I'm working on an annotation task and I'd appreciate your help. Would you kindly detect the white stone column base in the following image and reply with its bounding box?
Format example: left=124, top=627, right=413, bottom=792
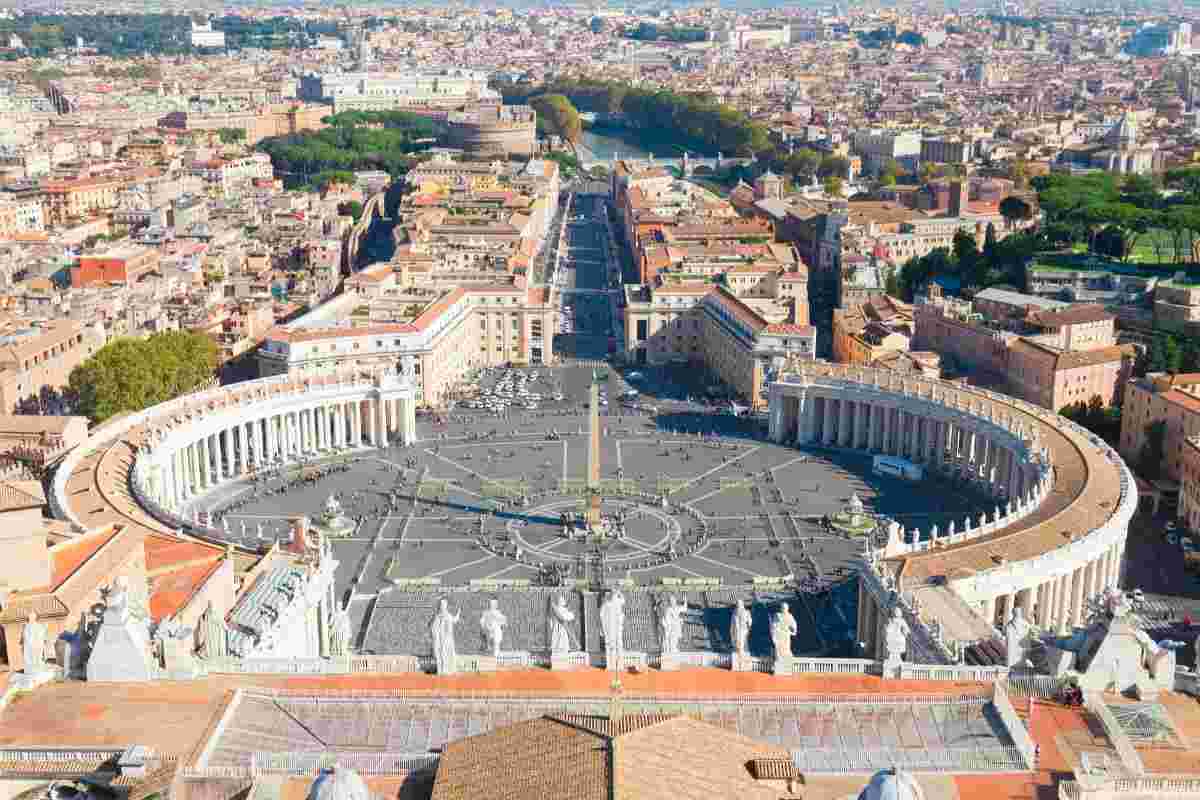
left=771, top=656, right=795, bottom=676
left=731, top=653, right=756, bottom=672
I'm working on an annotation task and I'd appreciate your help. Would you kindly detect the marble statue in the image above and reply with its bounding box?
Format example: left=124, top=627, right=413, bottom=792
left=731, top=598, right=753, bottom=656
left=199, top=601, right=228, bottom=659
left=883, top=606, right=910, bottom=668
left=600, top=589, right=626, bottom=670
left=659, top=595, right=685, bottom=656
left=431, top=598, right=460, bottom=675
left=771, top=603, right=798, bottom=661
left=86, top=576, right=153, bottom=682
left=329, top=607, right=352, bottom=657
left=480, top=598, right=507, bottom=659
left=548, top=595, right=575, bottom=655
left=1004, top=607, right=1033, bottom=668
left=22, top=609, right=48, bottom=674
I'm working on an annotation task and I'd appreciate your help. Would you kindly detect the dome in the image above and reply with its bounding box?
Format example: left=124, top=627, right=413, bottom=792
left=858, top=769, right=925, bottom=800
left=308, top=767, right=371, bottom=800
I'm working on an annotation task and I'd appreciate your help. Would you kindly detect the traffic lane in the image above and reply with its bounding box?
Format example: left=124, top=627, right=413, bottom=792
left=1123, top=510, right=1200, bottom=598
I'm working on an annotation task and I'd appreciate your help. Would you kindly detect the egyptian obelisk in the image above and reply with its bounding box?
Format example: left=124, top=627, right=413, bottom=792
left=585, top=368, right=603, bottom=528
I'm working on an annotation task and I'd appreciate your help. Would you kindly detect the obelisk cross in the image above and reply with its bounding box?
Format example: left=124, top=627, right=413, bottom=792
left=585, top=368, right=603, bottom=526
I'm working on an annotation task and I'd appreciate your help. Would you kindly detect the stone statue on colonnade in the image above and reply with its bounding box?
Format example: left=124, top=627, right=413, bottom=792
left=771, top=602, right=798, bottom=661
left=431, top=598, right=460, bottom=675
left=731, top=598, right=753, bottom=656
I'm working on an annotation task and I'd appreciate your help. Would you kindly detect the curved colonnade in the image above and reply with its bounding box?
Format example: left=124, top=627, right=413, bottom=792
left=49, top=358, right=1137, bottom=667
left=769, top=363, right=1137, bottom=644
left=51, top=368, right=417, bottom=539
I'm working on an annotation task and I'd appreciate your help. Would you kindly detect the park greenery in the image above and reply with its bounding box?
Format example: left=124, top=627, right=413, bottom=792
left=887, top=226, right=1037, bottom=301
left=1059, top=396, right=1122, bottom=446
left=857, top=27, right=925, bottom=48
left=255, top=110, right=437, bottom=189
left=0, top=13, right=352, bottom=57
left=496, top=77, right=772, bottom=157
left=621, top=22, right=708, bottom=42
left=529, top=94, right=582, bottom=146
left=1033, top=170, right=1200, bottom=263
left=68, top=331, right=218, bottom=424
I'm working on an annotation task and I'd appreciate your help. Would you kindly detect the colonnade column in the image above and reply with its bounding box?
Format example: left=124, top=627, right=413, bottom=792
left=1070, top=566, right=1086, bottom=628
left=838, top=399, right=852, bottom=447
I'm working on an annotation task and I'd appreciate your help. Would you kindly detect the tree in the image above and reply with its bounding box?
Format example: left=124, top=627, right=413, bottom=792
left=823, top=175, right=844, bottom=197
left=529, top=93, right=582, bottom=146
left=879, top=159, right=900, bottom=187
left=217, top=127, right=246, bottom=145
left=998, top=195, right=1033, bottom=230
left=68, top=331, right=218, bottom=424
left=984, top=222, right=998, bottom=258
left=1010, top=157, right=1029, bottom=190
left=1060, top=395, right=1122, bottom=445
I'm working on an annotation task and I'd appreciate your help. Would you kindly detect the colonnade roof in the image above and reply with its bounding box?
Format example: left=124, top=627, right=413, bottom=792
left=788, top=365, right=1122, bottom=585
left=897, top=394, right=1117, bottom=583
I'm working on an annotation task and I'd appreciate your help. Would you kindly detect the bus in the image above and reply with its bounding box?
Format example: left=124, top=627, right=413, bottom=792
left=872, top=455, right=924, bottom=482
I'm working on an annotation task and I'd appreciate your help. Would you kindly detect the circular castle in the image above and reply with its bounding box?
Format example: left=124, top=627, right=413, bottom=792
left=48, top=360, right=1136, bottom=669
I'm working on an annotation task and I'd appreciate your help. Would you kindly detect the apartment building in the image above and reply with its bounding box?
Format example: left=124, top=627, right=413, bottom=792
left=831, top=295, right=916, bottom=367
left=72, top=245, right=161, bottom=288
left=623, top=282, right=816, bottom=408
left=256, top=280, right=556, bottom=406
left=1121, top=373, right=1200, bottom=484
left=0, top=318, right=104, bottom=412
left=914, top=288, right=1135, bottom=409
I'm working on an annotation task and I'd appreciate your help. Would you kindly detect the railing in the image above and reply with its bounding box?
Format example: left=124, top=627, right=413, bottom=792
left=1006, top=673, right=1060, bottom=699
left=900, top=664, right=1010, bottom=682
left=242, top=686, right=996, bottom=705
left=1060, top=777, right=1200, bottom=799
left=785, top=657, right=875, bottom=675
left=992, top=681, right=1037, bottom=770
left=250, top=751, right=437, bottom=776
left=790, top=745, right=1027, bottom=774
left=1085, top=692, right=1146, bottom=776
left=1058, top=780, right=1082, bottom=800
left=206, top=656, right=352, bottom=675
left=0, top=748, right=127, bottom=762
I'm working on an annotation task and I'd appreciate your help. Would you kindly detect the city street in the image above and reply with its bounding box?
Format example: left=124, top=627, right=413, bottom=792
left=554, top=193, right=618, bottom=362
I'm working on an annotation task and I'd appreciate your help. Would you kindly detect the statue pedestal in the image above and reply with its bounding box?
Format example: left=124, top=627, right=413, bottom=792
left=771, top=656, right=795, bottom=676
left=550, top=651, right=587, bottom=671
left=456, top=651, right=531, bottom=672
left=312, top=516, right=355, bottom=539
left=9, top=666, right=59, bottom=692
left=880, top=656, right=903, bottom=679
left=87, top=610, right=152, bottom=683
left=731, top=653, right=755, bottom=672
left=163, top=637, right=205, bottom=680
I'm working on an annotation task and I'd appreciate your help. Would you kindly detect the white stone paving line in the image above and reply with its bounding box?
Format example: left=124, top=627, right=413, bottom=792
left=666, top=443, right=762, bottom=498
left=423, top=553, right=498, bottom=579
left=688, top=552, right=766, bottom=579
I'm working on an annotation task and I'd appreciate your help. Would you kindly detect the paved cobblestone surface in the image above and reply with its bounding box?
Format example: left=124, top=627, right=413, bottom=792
left=191, top=365, right=992, bottom=659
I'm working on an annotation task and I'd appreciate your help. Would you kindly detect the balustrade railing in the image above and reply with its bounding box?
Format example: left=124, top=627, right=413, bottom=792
left=992, top=681, right=1037, bottom=770
left=250, top=751, right=437, bottom=776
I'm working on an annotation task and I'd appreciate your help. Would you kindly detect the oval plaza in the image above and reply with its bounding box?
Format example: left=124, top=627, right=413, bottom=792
left=44, top=348, right=1136, bottom=675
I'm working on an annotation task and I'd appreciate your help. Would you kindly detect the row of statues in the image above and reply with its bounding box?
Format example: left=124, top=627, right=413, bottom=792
left=426, top=593, right=803, bottom=674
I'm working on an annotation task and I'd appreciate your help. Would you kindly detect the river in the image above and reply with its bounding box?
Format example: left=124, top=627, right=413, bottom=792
left=577, top=127, right=709, bottom=163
